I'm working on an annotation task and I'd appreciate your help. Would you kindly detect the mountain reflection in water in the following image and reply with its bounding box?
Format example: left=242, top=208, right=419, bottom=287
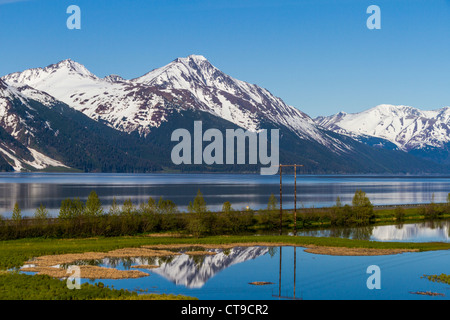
left=99, top=246, right=270, bottom=288
left=76, top=245, right=449, bottom=300
left=296, top=220, right=450, bottom=242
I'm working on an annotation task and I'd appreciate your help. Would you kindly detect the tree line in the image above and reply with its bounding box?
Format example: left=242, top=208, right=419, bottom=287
left=1, top=190, right=449, bottom=240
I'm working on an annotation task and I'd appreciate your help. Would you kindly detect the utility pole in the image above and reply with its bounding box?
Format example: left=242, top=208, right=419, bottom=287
left=294, top=165, right=297, bottom=235
left=279, top=165, right=282, bottom=236
left=279, top=164, right=303, bottom=236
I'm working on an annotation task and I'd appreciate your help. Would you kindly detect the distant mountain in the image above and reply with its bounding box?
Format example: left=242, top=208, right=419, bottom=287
left=0, top=78, right=162, bottom=172
left=1, top=57, right=448, bottom=173
left=3, top=56, right=338, bottom=148
left=132, top=55, right=332, bottom=144
left=315, top=105, right=450, bottom=164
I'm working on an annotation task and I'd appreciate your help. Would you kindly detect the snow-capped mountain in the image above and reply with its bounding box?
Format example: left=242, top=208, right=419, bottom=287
left=0, top=78, right=162, bottom=172
left=132, top=55, right=328, bottom=143
left=315, top=104, right=450, bottom=152
left=0, top=79, right=69, bottom=171
left=3, top=59, right=176, bottom=135
left=1, top=57, right=448, bottom=173
left=2, top=56, right=340, bottom=148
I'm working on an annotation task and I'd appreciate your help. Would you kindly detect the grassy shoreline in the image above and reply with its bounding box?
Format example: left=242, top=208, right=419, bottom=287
left=0, top=272, right=196, bottom=300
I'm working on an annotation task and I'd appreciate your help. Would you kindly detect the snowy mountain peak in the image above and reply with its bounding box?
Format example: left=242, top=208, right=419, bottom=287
left=316, top=104, right=450, bottom=151
left=104, top=74, right=126, bottom=83
left=367, top=104, right=423, bottom=117
left=133, top=54, right=220, bottom=88
left=46, top=59, right=98, bottom=79
left=2, top=56, right=348, bottom=149
left=129, top=55, right=338, bottom=144
left=176, top=54, right=208, bottom=63
left=2, top=59, right=99, bottom=89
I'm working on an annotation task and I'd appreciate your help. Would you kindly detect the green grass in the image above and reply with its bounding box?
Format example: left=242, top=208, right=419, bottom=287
left=0, top=272, right=196, bottom=300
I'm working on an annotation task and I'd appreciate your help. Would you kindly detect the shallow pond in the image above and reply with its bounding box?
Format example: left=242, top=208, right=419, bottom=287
left=25, top=246, right=449, bottom=300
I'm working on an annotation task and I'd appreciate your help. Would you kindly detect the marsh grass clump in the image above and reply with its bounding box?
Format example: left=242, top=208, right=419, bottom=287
left=0, top=272, right=195, bottom=300
left=422, top=273, right=450, bottom=285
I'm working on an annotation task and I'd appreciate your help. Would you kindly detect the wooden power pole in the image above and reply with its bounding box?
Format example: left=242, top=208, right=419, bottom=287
left=279, top=164, right=303, bottom=236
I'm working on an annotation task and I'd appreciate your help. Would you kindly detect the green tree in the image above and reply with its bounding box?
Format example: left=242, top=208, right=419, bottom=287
left=85, top=191, right=103, bottom=217
left=394, top=207, right=406, bottom=222
left=140, top=197, right=159, bottom=232
left=421, top=193, right=444, bottom=219
left=157, top=197, right=178, bottom=215
left=58, top=199, right=72, bottom=219
left=108, top=197, right=120, bottom=216
left=147, top=197, right=157, bottom=213
left=58, top=198, right=84, bottom=219
left=187, top=190, right=211, bottom=237
left=156, top=197, right=179, bottom=231
left=330, top=197, right=342, bottom=226
left=351, top=190, right=374, bottom=224
left=446, top=193, right=450, bottom=214
left=335, top=197, right=342, bottom=208
left=222, top=201, right=232, bottom=214
left=11, top=202, right=22, bottom=222
left=267, top=193, right=277, bottom=212
left=187, top=190, right=207, bottom=214
left=221, top=202, right=252, bottom=234
left=260, top=194, right=279, bottom=230
left=121, top=199, right=135, bottom=216
left=34, top=203, right=49, bottom=220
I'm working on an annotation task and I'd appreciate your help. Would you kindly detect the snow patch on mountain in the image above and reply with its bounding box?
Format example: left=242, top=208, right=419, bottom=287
left=2, top=56, right=349, bottom=150
left=315, top=104, right=450, bottom=151
left=0, top=144, right=67, bottom=171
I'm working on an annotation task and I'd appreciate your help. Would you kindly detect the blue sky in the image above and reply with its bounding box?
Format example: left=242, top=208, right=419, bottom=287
left=1, top=0, right=450, bottom=117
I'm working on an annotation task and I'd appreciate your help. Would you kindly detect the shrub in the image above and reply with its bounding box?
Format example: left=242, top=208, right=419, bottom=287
left=351, top=190, right=374, bottom=224
left=260, top=194, right=279, bottom=230
left=394, top=207, right=406, bottom=222
left=85, top=191, right=103, bottom=217
left=11, top=202, right=22, bottom=222
left=34, top=204, right=50, bottom=220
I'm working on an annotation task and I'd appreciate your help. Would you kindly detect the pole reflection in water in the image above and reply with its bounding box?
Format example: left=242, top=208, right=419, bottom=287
left=272, top=246, right=302, bottom=300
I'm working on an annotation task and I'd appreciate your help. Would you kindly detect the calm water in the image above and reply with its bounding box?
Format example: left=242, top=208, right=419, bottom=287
left=24, top=246, right=449, bottom=300
left=1, top=173, right=450, bottom=217
left=12, top=173, right=449, bottom=300
left=296, top=221, right=450, bottom=243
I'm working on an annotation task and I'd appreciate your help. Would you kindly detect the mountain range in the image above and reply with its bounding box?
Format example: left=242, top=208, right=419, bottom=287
left=0, top=55, right=448, bottom=174
left=315, top=105, right=450, bottom=165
